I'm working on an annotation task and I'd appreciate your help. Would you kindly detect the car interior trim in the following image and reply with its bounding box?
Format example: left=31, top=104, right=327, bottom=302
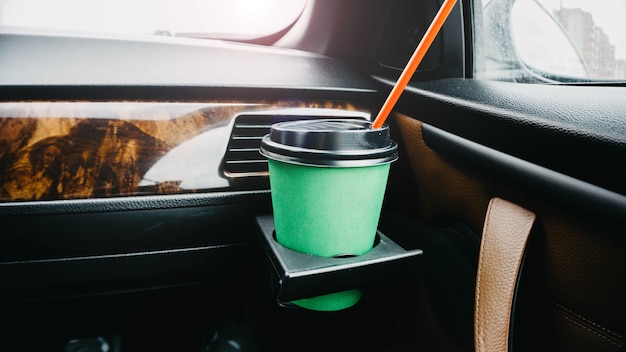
left=421, top=122, right=626, bottom=231
left=375, top=77, right=626, bottom=195
left=0, top=189, right=271, bottom=217
left=0, top=101, right=370, bottom=202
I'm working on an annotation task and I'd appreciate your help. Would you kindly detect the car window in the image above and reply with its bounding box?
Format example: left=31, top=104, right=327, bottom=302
left=475, top=0, right=626, bottom=83
left=0, top=0, right=306, bottom=43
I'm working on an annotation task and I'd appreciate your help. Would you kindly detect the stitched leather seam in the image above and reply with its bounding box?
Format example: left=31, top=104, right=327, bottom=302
left=555, top=303, right=625, bottom=343
left=474, top=199, right=494, bottom=350
left=555, top=308, right=623, bottom=348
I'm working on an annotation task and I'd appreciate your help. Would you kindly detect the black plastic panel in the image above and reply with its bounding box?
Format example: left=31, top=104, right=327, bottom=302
left=0, top=191, right=270, bottom=217
left=0, top=243, right=254, bottom=299
left=375, top=77, right=626, bottom=196
left=377, top=0, right=443, bottom=71
left=0, top=193, right=268, bottom=298
left=422, top=123, right=626, bottom=231
left=256, top=215, right=422, bottom=303
left=0, top=202, right=260, bottom=261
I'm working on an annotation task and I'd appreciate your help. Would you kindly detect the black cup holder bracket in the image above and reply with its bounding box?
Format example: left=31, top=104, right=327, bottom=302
left=256, top=215, right=423, bottom=303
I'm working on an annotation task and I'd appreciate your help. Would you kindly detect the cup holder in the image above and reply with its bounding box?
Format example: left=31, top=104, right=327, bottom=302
left=256, top=215, right=423, bottom=305
left=271, top=230, right=381, bottom=259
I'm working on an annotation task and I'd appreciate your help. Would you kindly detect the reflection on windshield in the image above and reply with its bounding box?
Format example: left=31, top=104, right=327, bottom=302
left=477, top=0, right=626, bottom=82
left=528, top=0, right=626, bottom=80
left=0, top=0, right=306, bottom=42
left=511, top=0, right=588, bottom=78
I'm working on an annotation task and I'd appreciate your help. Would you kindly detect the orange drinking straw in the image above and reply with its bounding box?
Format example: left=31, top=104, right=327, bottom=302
left=371, top=0, right=458, bottom=129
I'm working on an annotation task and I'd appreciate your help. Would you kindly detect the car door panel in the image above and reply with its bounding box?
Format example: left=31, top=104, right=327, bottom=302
left=392, top=113, right=626, bottom=351
left=383, top=78, right=626, bottom=196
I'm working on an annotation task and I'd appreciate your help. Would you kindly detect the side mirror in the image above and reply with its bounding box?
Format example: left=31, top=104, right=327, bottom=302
left=510, top=0, right=588, bottom=79
left=479, top=0, right=588, bottom=82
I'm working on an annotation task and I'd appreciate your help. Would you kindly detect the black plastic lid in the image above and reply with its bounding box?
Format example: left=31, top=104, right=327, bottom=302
left=260, top=119, right=398, bottom=167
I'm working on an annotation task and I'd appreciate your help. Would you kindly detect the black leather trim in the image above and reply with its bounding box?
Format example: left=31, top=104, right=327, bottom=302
left=373, top=77, right=626, bottom=196
left=0, top=190, right=270, bottom=217
left=421, top=123, right=626, bottom=231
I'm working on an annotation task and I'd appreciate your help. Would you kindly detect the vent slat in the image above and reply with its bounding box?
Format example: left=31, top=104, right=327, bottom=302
left=225, top=160, right=267, bottom=164
left=224, top=114, right=364, bottom=176
left=231, top=136, right=265, bottom=140
left=228, top=139, right=262, bottom=149
left=224, top=114, right=280, bottom=175
left=234, top=124, right=273, bottom=128
left=225, top=150, right=265, bottom=160
left=229, top=148, right=261, bottom=152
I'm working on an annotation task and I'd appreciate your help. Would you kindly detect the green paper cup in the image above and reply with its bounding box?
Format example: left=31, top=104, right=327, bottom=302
left=260, top=119, right=398, bottom=311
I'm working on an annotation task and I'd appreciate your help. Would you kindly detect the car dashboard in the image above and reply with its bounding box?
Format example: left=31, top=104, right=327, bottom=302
left=0, top=28, right=391, bottom=350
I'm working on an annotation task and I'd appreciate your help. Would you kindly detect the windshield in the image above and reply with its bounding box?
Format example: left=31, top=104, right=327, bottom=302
left=0, top=0, right=307, bottom=42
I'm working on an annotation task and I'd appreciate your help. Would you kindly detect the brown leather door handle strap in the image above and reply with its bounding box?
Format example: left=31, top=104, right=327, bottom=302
left=474, top=197, right=537, bottom=352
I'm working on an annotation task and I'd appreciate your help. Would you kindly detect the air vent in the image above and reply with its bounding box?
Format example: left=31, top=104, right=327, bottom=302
left=224, top=114, right=365, bottom=177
